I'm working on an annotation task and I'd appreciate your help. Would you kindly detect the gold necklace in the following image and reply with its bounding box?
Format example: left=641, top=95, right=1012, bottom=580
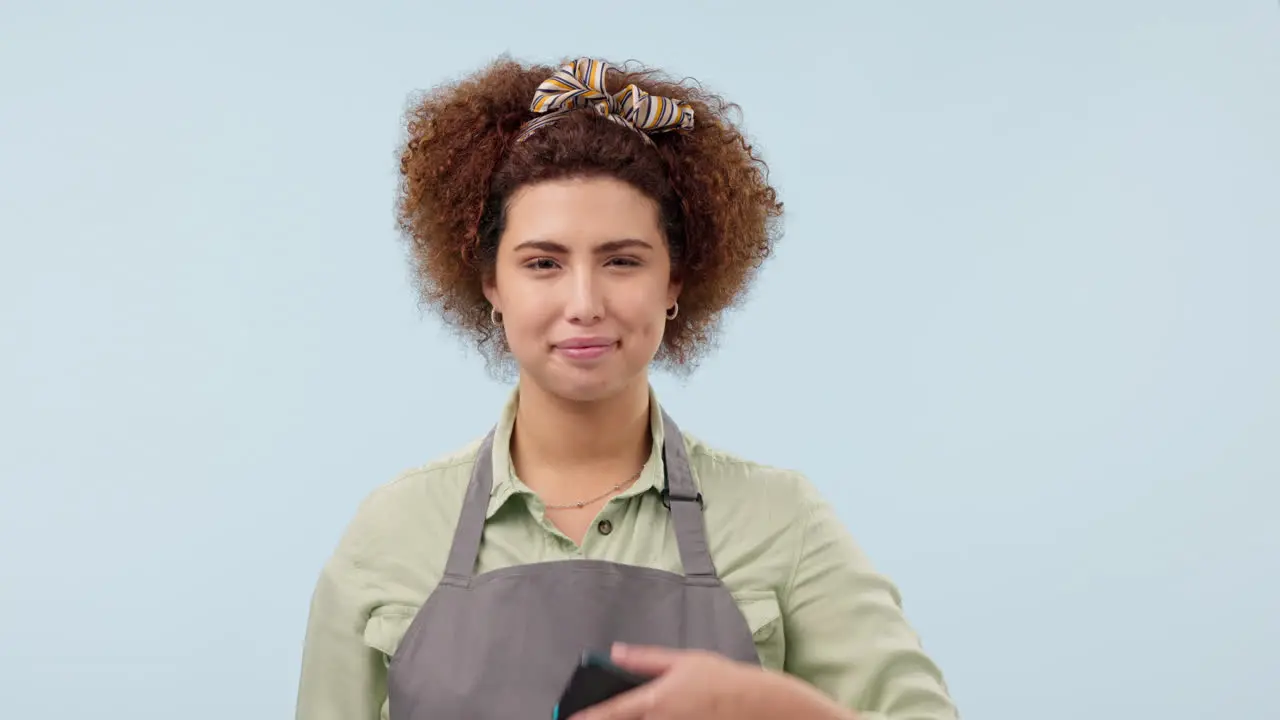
left=542, top=467, right=645, bottom=510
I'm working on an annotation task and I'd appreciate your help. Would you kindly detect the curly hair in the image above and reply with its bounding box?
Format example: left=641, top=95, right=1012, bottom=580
left=396, top=56, right=783, bottom=371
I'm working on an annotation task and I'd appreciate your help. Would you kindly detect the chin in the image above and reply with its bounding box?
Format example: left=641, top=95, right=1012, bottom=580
left=545, top=375, right=624, bottom=404
left=527, top=364, right=642, bottom=405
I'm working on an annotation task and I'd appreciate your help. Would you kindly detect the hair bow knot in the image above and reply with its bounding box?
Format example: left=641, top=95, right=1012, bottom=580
left=515, top=58, right=695, bottom=143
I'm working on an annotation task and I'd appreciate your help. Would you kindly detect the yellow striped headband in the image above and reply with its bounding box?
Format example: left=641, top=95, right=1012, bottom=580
left=515, top=58, right=695, bottom=144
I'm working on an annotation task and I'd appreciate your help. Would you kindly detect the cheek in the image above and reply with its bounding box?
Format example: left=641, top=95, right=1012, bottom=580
left=497, top=289, right=564, bottom=356
left=641, top=316, right=667, bottom=350
left=621, top=289, right=671, bottom=342
left=502, top=298, right=555, bottom=338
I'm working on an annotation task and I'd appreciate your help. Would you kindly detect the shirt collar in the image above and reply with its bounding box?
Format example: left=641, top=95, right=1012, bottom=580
left=485, top=385, right=668, bottom=518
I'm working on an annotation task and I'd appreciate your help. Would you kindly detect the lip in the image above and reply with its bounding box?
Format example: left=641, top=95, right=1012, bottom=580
left=556, top=336, right=615, bottom=349
left=554, top=337, right=617, bottom=362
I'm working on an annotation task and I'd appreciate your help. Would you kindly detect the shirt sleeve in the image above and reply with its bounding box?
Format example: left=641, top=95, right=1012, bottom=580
left=295, top=503, right=387, bottom=720
left=780, top=484, right=958, bottom=720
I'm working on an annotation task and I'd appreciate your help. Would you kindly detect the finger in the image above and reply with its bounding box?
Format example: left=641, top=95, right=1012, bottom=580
left=609, top=643, right=684, bottom=675
left=568, top=682, right=658, bottom=720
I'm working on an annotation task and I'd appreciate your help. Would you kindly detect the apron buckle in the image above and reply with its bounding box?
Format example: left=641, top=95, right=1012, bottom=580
left=660, top=488, right=704, bottom=509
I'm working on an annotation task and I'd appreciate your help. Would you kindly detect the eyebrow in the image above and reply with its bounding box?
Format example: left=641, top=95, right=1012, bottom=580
left=511, top=238, right=655, bottom=254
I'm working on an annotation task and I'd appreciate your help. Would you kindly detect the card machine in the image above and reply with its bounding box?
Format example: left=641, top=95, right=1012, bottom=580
left=553, top=650, right=652, bottom=719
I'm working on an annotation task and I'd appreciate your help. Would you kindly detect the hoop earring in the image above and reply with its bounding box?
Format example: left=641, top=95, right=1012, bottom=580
left=490, top=307, right=502, bottom=325
left=665, top=302, right=679, bottom=320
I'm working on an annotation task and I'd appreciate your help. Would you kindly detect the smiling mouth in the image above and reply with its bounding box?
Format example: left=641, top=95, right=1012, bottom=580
left=554, top=341, right=617, bottom=361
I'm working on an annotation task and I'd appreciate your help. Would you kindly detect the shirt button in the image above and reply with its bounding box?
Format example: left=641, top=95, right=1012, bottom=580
left=597, top=519, right=613, bottom=536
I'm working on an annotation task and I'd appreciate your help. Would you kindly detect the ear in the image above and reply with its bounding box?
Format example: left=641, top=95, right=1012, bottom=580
left=482, top=271, right=500, bottom=311
left=666, top=277, right=683, bottom=309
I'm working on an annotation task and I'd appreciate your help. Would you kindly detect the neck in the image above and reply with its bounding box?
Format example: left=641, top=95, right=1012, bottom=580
left=510, top=376, right=652, bottom=490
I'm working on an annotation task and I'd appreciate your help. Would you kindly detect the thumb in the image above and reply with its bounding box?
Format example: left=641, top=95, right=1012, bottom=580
left=609, top=643, right=684, bottom=675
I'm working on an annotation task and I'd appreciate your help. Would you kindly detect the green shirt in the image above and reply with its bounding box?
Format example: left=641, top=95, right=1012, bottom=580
left=296, top=389, right=957, bottom=720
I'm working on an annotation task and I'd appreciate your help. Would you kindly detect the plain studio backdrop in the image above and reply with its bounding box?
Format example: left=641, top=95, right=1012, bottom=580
left=2, top=2, right=1277, bottom=718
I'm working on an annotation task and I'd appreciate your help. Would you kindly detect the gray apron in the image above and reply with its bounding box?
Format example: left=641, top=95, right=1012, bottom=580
left=387, top=411, right=760, bottom=719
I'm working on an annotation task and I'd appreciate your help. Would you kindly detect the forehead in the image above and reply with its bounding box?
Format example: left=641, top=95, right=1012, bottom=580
left=501, top=176, right=663, bottom=249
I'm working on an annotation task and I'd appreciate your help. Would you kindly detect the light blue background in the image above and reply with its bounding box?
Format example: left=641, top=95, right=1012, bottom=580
left=2, top=2, right=1277, bottom=718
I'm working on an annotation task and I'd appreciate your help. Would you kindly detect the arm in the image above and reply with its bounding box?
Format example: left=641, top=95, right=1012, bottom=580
left=295, top=511, right=385, bottom=720
left=781, top=485, right=958, bottom=720
left=584, top=482, right=957, bottom=720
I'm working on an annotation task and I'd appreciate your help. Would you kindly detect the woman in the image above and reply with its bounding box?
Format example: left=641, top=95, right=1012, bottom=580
left=296, top=57, right=958, bottom=720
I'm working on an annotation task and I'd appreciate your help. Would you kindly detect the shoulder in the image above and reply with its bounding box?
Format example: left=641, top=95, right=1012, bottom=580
left=683, top=431, right=824, bottom=508
left=677, top=432, right=850, bottom=604
left=681, top=431, right=830, bottom=537
left=312, top=436, right=490, bottom=619
left=372, top=436, right=483, bottom=500
left=338, top=436, right=486, bottom=557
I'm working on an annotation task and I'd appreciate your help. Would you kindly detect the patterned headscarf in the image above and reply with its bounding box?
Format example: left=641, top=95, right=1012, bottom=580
left=515, top=58, right=695, bottom=144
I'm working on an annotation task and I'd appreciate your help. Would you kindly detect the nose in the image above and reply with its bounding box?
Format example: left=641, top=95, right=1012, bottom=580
left=565, top=265, right=604, bottom=323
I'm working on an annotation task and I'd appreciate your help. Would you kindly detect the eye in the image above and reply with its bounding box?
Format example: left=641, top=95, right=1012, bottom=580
left=523, top=257, right=559, bottom=271
left=607, top=256, right=642, bottom=268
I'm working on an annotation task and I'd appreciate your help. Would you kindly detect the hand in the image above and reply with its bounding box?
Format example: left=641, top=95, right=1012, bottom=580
left=566, top=643, right=765, bottom=720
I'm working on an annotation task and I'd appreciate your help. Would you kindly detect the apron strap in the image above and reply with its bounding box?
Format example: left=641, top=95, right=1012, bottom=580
left=441, top=412, right=719, bottom=581
left=442, top=430, right=497, bottom=582
left=658, top=410, right=717, bottom=578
